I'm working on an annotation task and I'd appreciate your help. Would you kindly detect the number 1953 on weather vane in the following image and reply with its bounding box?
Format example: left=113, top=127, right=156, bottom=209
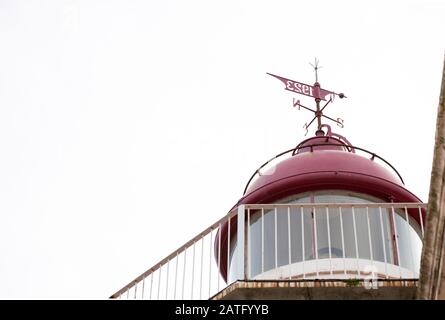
left=267, top=58, right=347, bottom=136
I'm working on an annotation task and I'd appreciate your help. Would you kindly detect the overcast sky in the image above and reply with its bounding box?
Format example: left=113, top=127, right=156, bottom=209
left=0, top=0, right=444, bottom=299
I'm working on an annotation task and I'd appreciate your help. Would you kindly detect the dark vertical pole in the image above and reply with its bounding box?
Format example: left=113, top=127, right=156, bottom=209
left=418, top=54, right=445, bottom=299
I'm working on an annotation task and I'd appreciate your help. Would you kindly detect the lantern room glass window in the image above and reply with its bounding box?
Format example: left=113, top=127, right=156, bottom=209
left=227, top=190, right=422, bottom=282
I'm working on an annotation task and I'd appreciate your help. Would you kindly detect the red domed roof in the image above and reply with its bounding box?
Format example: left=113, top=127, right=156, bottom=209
left=237, top=135, right=421, bottom=205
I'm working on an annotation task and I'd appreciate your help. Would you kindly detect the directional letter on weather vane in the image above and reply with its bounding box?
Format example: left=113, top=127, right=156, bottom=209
left=267, top=62, right=347, bottom=135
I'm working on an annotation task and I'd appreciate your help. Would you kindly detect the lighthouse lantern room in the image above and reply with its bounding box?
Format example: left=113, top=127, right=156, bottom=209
left=217, top=60, right=424, bottom=283
left=110, top=61, right=426, bottom=300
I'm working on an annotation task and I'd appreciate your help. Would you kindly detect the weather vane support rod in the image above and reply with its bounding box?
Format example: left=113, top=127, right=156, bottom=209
left=310, top=57, right=321, bottom=83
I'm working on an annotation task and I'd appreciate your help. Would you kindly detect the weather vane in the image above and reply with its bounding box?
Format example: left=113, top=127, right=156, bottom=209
left=267, top=58, right=347, bottom=136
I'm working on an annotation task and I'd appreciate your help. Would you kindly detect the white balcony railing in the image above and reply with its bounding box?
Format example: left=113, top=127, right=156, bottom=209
left=110, top=202, right=427, bottom=299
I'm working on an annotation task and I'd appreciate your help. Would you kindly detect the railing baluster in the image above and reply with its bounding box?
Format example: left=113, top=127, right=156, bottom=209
left=191, top=242, right=196, bottom=299
left=157, top=264, right=162, bottom=300
left=150, top=270, right=154, bottom=300
left=227, top=215, right=231, bottom=283
left=379, top=206, right=388, bottom=279
left=418, top=206, right=424, bottom=238
left=165, top=259, right=170, bottom=300
left=339, top=207, right=346, bottom=277
left=274, top=207, right=278, bottom=270
left=141, top=276, right=145, bottom=299
left=182, top=250, right=186, bottom=300
left=217, top=222, right=221, bottom=292
left=237, top=205, right=245, bottom=281
left=174, top=253, right=178, bottom=299
left=261, top=208, right=265, bottom=274
left=391, top=206, right=402, bottom=279
left=366, top=207, right=374, bottom=274
left=200, top=236, right=204, bottom=300
left=208, top=228, right=213, bottom=298
left=301, top=206, right=305, bottom=279
left=404, top=206, right=416, bottom=277
left=247, top=208, right=251, bottom=279
left=326, top=206, right=332, bottom=276
left=287, top=206, right=292, bottom=280
left=134, top=281, right=137, bottom=299
left=313, top=206, right=319, bottom=278
left=351, top=206, right=360, bottom=277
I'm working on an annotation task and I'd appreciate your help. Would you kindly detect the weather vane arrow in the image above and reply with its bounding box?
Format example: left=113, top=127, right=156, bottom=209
left=267, top=58, right=347, bottom=135
left=266, top=72, right=344, bottom=101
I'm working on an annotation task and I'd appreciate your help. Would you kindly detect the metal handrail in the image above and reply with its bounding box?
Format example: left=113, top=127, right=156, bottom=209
left=109, top=206, right=239, bottom=299
left=245, top=203, right=426, bottom=209
left=243, top=143, right=405, bottom=195
left=110, top=202, right=426, bottom=299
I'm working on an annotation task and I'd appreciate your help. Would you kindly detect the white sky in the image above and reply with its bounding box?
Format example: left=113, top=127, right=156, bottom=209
left=0, top=0, right=444, bottom=299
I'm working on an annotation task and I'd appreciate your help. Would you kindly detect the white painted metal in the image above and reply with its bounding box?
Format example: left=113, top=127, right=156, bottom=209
left=313, top=206, right=319, bottom=278
left=110, top=202, right=427, bottom=300
left=165, top=259, right=169, bottom=299
left=227, top=215, right=230, bottom=284
left=150, top=271, right=154, bottom=300
left=191, top=242, right=195, bottom=299
left=173, top=253, right=178, bottom=299
left=287, top=206, right=292, bottom=280
left=199, top=236, right=204, bottom=299
left=217, top=222, right=221, bottom=292
left=274, top=208, right=278, bottom=270
left=181, top=250, right=186, bottom=299
left=326, top=207, right=332, bottom=276
left=418, top=207, right=424, bottom=237
left=301, top=206, right=305, bottom=279
left=351, top=207, right=361, bottom=276
left=378, top=206, right=389, bottom=278
left=157, top=265, right=161, bottom=300
left=391, top=206, right=402, bottom=279
left=208, top=228, right=213, bottom=298
left=237, top=205, right=245, bottom=281
left=404, top=206, right=416, bottom=277
left=141, top=276, right=145, bottom=299
left=247, top=208, right=251, bottom=279
left=261, top=208, right=264, bottom=274
left=339, top=207, right=347, bottom=276
left=366, top=207, right=374, bottom=268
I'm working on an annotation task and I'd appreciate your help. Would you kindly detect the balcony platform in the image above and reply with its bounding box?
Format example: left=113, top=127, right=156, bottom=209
left=211, top=279, right=418, bottom=300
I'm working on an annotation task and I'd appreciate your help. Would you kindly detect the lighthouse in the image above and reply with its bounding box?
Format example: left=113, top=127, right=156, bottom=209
left=216, top=125, right=424, bottom=286
left=213, top=62, right=425, bottom=298
left=110, top=62, right=426, bottom=300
